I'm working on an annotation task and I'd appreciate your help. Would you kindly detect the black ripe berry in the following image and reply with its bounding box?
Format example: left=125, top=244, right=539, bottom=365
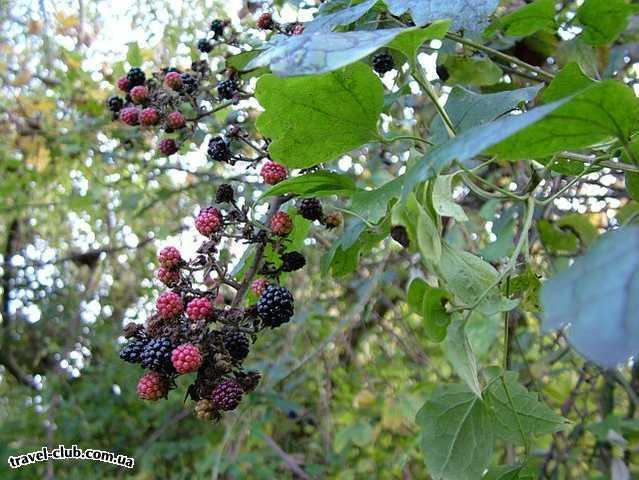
left=257, top=285, right=294, bottom=328
left=180, top=73, right=198, bottom=94
left=372, top=53, right=395, bottom=74
left=223, top=327, right=250, bottom=360
left=107, top=96, right=124, bottom=113
left=197, top=38, right=212, bottom=53
left=140, top=337, right=174, bottom=372
left=119, top=339, right=147, bottom=363
left=208, top=136, right=230, bottom=162
left=281, top=251, right=306, bottom=272
left=127, top=67, right=146, bottom=87
left=216, top=183, right=234, bottom=203
left=436, top=64, right=450, bottom=82
left=298, top=197, right=323, bottom=222
left=217, top=79, right=238, bottom=100
left=210, top=19, right=226, bottom=38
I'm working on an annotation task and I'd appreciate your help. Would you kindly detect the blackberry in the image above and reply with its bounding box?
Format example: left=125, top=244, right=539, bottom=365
left=281, top=251, right=306, bottom=272
left=210, top=19, right=226, bottom=38
left=390, top=225, right=410, bottom=248
left=119, top=339, right=147, bottom=363
left=298, top=197, right=323, bottom=221
left=223, top=327, right=250, bottom=360
left=436, top=64, right=450, bottom=82
left=211, top=378, right=243, bottom=411
left=216, top=183, right=234, bottom=203
left=217, top=79, right=238, bottom=100
left=141, top=336, right=174, bottom=372
left=197, top=38, right=212, bottom=53
left=371, top=52, right=394, bottom=74
left=107, top=96, right=124, bottom=113
left=208, top=136, right=230, bottom=162
left=181, top=73, right=198, bottom=94
left=257, top=285, right=294, bottom=328
left=127, top=67, right=146, bottom=87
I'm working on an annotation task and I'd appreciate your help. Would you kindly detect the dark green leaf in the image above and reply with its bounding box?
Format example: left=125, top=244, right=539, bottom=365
left=541, top=63, right=594, bottom=103
left=577, top=0, right=634, bottom=46
left=256, top=63, right=383, bottom=168
left=442, top=55, right=503, bottom=86
left=488, top=0, right=556, bottom=37
left=422, top=286, right=452, bottom=343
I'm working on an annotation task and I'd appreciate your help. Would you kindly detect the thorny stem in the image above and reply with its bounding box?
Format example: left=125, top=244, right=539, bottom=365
left=230, top=195, right=287, bottom=308
left=445, top=32, right=555, bottom=82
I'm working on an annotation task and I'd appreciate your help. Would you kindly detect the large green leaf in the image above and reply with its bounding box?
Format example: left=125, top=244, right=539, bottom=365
left=444, top=318, right=481, bottom=397
left=431, top=85, right=542, bottom=145
left=417, top=384, right=495, bottom=480
left=246, top=28, right=407, bottom=76
left=541, top=63, right=593, bottom=103
left=402, top=97, right=570, bottom=198
left=577, top=0, right=635, bottom=46
left=384, top=0, right=499, bottom=31
left=490, top=81, right=639, bottom=159
left=485, top=371, right=566, bottom=444
left=541, top=226, right=639, bottom=368
left=256, top=63, right=383, bottom=168
left=488, top=0, right=556, bottom=37
left=261, top=171, right=359, bottom=199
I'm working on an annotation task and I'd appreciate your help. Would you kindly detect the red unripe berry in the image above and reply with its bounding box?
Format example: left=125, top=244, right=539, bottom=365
left=164, top=71, right=183, bottom=90
left=257, top=12, right=274, bottom=29
left=159, top=138, right=178, bottom=156
left=116, top=76, right=130, bottom=92
left=270, top=211, right=293, bottom=236
left=195, top=207, right=223, bottom=236
left=130, top=85, right=149, bottom=104
left=157, top=291, right=184, bottom=319
left=119, top=106, right=140, bottom=126
left=260, top=161, right=287, bottom=185
left=157, top=267, right=180, bottom=286
left=166, top=111, right=185, bottom=129
left=158, top=246, right=182, bottom=269
left=251, top=279, right=269, bottom=296
left=137, top=371, right=168, bottom=400
left=186, top=297, right=213, bottom=321
left=140, top=107, right=160, bottom=126
left=171, top=343, right=202, bottom=373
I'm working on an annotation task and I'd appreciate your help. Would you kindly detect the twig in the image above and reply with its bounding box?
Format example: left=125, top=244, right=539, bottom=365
left=261, top=434, right=313, bottom=480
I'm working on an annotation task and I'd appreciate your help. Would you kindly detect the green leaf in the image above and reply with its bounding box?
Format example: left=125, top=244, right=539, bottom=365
left=407, top=277, right=428, bottom=311
left=351, top=176, right=403, bottom=223
left=483, top=462, right=538, bottom=480
left=255, top=63, right=383, bottom=168
left=442, top=55, right=502, bottom=87
left=541, top=63, right=594, bottom=103
left=334, top=420, right=375, bottom=452
left=384, top=0, right=499, bottom=31
left=246, top=28, right=407, bottom=76
left=485, top=371, right=567, bottom=443
left=507, top=268, right=541, bottom=312
left=261, top=171, right=359, bottom=199
left=402, top=97, right=570, bottom=198
left=541, top=226, right=639, bottom=368
left=626, top=172, right=639, bottom=202
left=490, top=81, right=639, bottom=160
left=126, top=42, right=143, bottom=67
left=416, top=384, right=495, bottom=480
left=422, top=286, right=452, bottom=342
left=388, top=20, right=450, bottom=63
left=431, top=85, right=542, bottom=145
left=407, top=193, right=441, bottom=266
left=444, top=318, right=481, bottom=397
left=305, top=0, right=378, bottom=33
left=488, top=0, right=556, bottom=37
left=438, top=243, right=518, bottom=315
left=432, top=174, right=468, bottom=222
left=577, top=0, right=634, bottom=46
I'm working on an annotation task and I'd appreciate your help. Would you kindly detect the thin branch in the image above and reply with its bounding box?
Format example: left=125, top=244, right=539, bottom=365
left=261, top=434, right=313, bottom=480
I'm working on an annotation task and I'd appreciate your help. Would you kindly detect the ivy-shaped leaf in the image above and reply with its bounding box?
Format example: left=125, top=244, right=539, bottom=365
left=417, top=384, right=495, bottom=480
left=384, top=0, right=499, bottom=32
left=541, top=226, right=639, bottom=368
left=485, top=371, right=567, bottom=443
left=256, top=62, right=383, bottom=168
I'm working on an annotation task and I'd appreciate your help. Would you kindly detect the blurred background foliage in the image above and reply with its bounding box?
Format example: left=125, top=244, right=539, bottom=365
left=1, top=0, right=639, bottom=478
